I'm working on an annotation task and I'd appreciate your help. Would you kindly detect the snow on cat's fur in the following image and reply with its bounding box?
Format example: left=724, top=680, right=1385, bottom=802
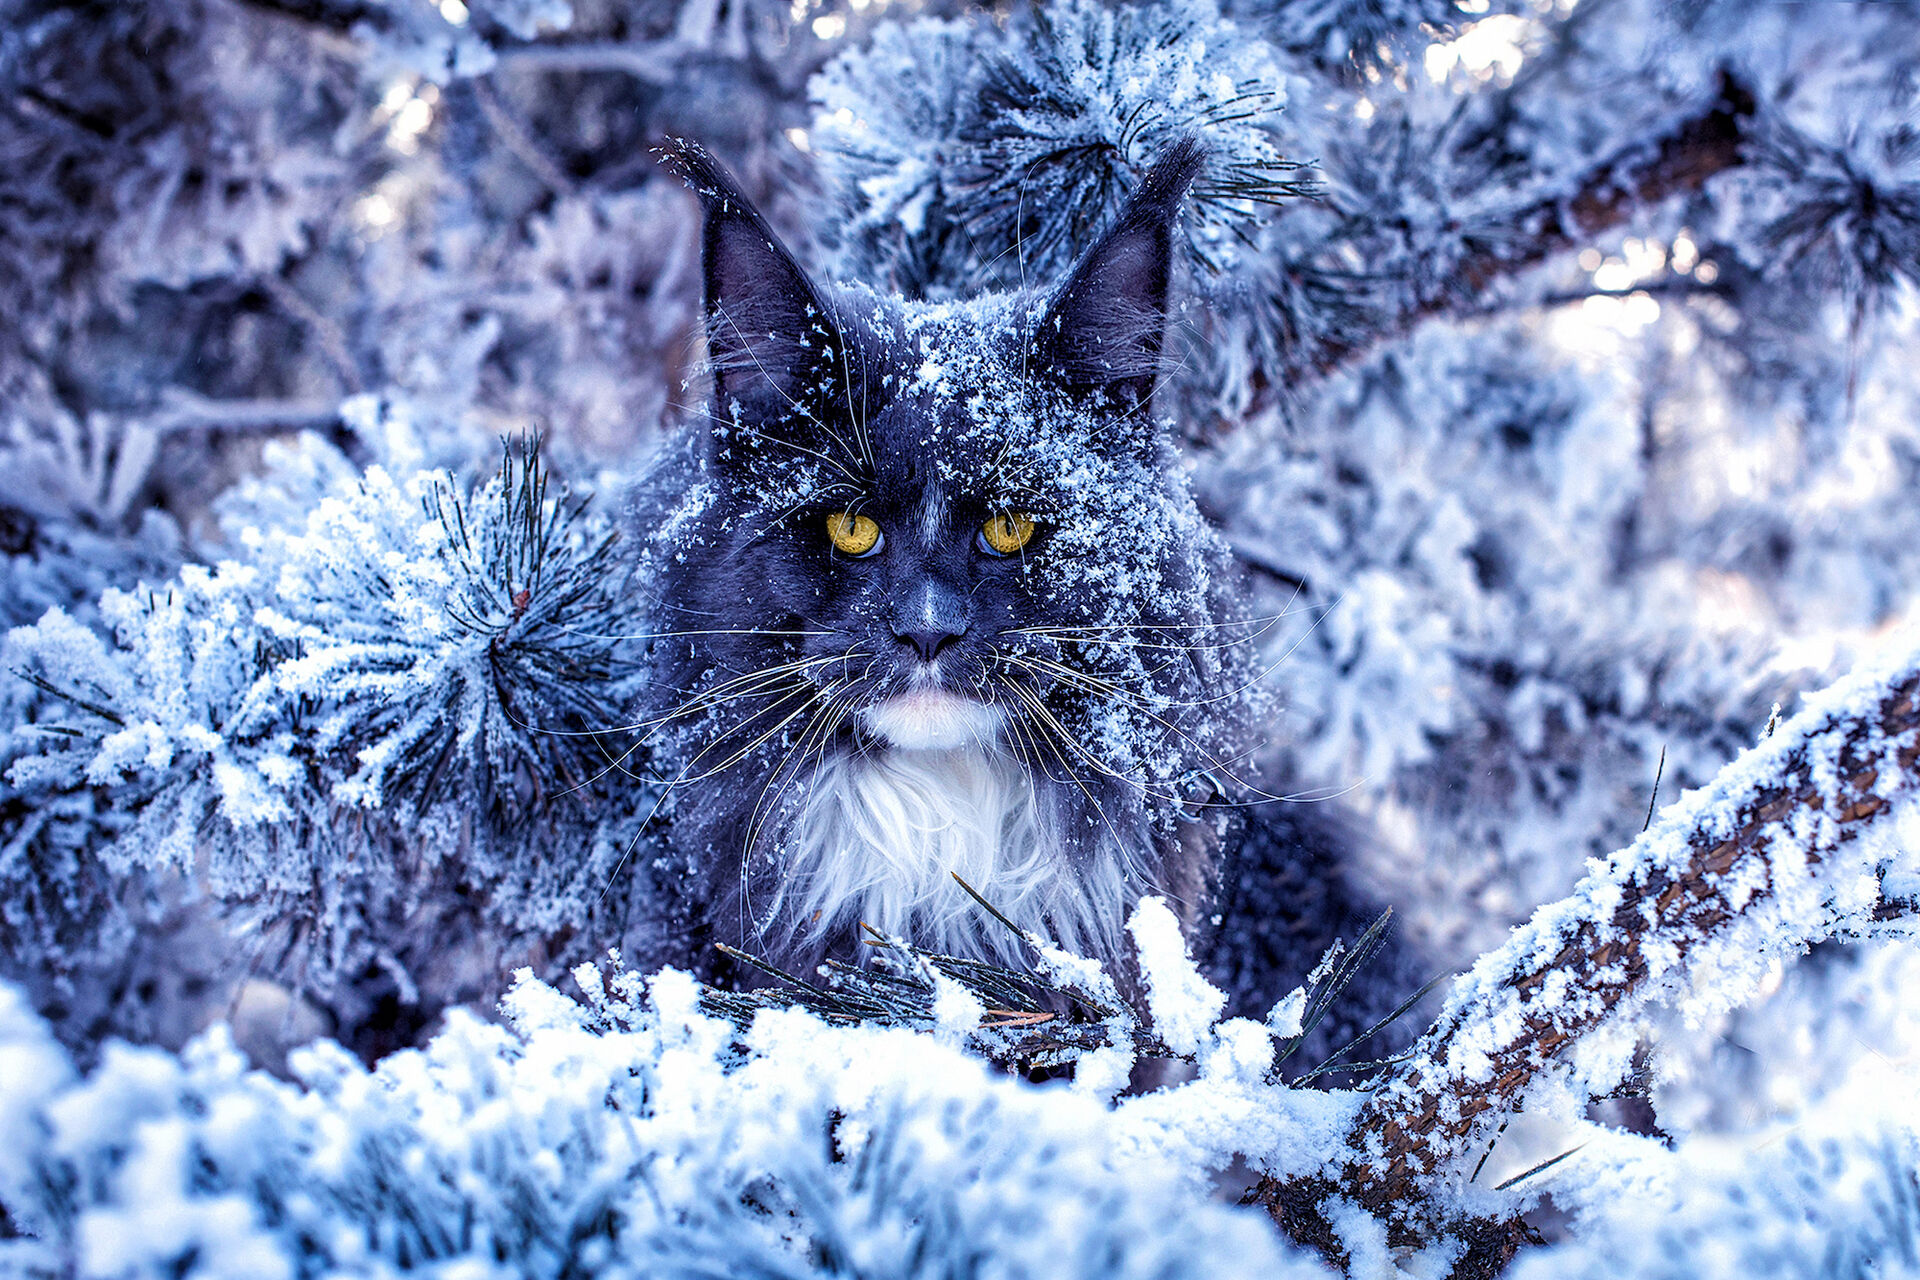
left=635, top=139, right=1393, bottom=1012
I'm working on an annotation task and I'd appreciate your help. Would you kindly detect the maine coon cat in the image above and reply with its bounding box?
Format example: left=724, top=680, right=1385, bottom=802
left=635, top=137, right=1401, bottom=1017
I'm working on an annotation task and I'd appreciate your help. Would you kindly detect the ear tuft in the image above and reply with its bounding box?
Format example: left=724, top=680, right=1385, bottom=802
left=1034, top=137, right=1205, bottom=410
left=657, top=136, right=735, bottom=209
left=659, top=139, right=840, bottom=420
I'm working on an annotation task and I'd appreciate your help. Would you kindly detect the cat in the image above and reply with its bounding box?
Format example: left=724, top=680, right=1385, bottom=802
left=634, top=136, right=1406, bottom=1029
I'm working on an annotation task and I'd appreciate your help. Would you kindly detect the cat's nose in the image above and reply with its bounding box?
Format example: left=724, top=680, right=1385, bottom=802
left=890, top=580, right=969, bottom=662
left=893, top=622, right=966, bottom=662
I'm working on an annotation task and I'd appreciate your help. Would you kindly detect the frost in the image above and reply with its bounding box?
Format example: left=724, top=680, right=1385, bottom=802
left=928, top=970, right=984, bottom=1041
left=1509, top=1071, right=1920, bottom=1280
left=811, top=0, right=1303, bottom=298
left=1267, top=988, right=1308, bottom=1039
left=1, top=435, right=669, bottom=1046
left=0, top=953, right=1342, bottom=1280
left=9, top=0, right=1920, bottom=1270
left=1129, top=895, right=1228, bottom=1056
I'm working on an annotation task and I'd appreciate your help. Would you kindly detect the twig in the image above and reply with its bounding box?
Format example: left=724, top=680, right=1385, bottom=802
left=471, top=79, right=576, bottom=197
left=257, top=273, right=364, bottom=393
left=1288, top=70, right=1756, bottom=386
left=491, top=41, right=685, bottom=85
left=1642, top=744, right=1666, bottom=832
left=1492, top=1143, right=1586, bottom=1193
left=147, top=390, right=343, bottom=435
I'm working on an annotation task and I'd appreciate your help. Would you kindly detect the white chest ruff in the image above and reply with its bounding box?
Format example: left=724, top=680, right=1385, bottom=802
left=765, top=745, right=1135, bottom=966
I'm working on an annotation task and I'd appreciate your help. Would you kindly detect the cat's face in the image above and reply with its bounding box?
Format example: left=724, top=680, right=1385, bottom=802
left=768, top=318, right=1048, bottom=751
left=713, top=293, right=1195, bottom=753
left=649, top=139, right=1240, bottom=820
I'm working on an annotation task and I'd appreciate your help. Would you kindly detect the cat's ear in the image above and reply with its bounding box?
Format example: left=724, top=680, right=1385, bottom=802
left=660, top=138, right=842, bottom=421
left=1034, top=137, right=1204, bottom=410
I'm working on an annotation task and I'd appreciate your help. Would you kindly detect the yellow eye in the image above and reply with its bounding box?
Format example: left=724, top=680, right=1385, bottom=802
left=979, top=512, right=1037, bottom=556
left=826, top=511, right=882, bottom=557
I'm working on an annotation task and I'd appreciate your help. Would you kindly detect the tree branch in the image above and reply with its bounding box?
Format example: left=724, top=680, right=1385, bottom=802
left=489, top=41, right=685, bottom=85
left=1251, top=635, right=1920, bottom=1267
left=149, top=390, right=343, bottom=434
left=1289, top=70, right=1756, bottom=384
left=470, top=79, right=577, bottom=197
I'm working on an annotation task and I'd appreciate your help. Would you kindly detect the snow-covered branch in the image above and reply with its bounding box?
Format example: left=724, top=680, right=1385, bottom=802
left=0, top=433, right=674, bottom=1050
left=1254, top=631, right=1920, bottom=1254
left=146, top=392, right=343, bottom=436
left=1274, top=70, right=1757, bottom=388
left=491, top=40, right=683, bottom=83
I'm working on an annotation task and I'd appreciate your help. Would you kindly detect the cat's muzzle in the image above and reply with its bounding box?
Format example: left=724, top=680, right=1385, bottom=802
left=861, top=688, right=1005, bottom=751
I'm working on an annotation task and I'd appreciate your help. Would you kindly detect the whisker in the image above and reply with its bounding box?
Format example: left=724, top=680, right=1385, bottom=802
left=1006, top=611, right=1289, bottom=655
left=594, top=668, right=835, bottom=904
left=537, top=653, right=848, bottom=743
left=994, top=648, right=1355, bottom=809
left=680, top=390, right=867, bottom=490
left=573, top=677, right=817, bottom=797
left=994, top=651, right=1281, bottom=806
left=1001, top=682, right=1142, bottom=864
left=740, top=679, right=859, bottom=934
left=998, top=651, right=1154, bottom=706
left=1016, top=593, right=1338, bottom=715
left=546, top=648, right=854, bottom=801
left=1189, top=591, right=1344, bottom=709
left=732, top=490, right=854, bottom=554
left=824, top=293, right=876, bottom=472
left=547, top=621, right=836, bottom=643
left=995, top=648, right=1189, bottom=713
left=998, top=689, right=1073, bottom=787
left=1002, top=679, right=1187, bottom=806
left=1007, top=606, right=1304, bottom=636
left=596, top=713, right=741, bottom=903
left=670, top=672, right=853, bottom=786
left=710, top=305, right=869, bottom=486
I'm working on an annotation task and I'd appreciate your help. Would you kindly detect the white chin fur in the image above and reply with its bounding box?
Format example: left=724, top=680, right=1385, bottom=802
left=764, top=742, right=1138, bottom=969
left=861, top=690, right=1004, bottom=750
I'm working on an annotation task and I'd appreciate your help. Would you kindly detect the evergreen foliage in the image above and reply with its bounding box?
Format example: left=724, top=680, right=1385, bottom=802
left=0, top=962, right=1341, bottom=1280
left=6, top=0, right=1920, bottom=1273
left=811, top=0, right=1308, bottom=299
left=3, top=430, right=676, bottom=1053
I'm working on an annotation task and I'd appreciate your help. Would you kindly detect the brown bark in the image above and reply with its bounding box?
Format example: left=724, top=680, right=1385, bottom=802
left=1289, top=70, right=1756, bottom=385
left=1251, top=656, right=1920, bottom=1270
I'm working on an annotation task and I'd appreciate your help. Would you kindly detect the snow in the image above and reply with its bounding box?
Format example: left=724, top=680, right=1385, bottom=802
left=0, top=932, right=1344, bottom=1280
left=2, top=433, right=670, bottom=1032
left=812, top=0, right=1295, bottom=297
left=1509, top=1056, right=1920, bottom=1280
left=9, top=0, right=1920, bottom=1271
left=1129, top=894, right=1228, bottom=1055
left=1340, top=624, right=1920, bottom=1221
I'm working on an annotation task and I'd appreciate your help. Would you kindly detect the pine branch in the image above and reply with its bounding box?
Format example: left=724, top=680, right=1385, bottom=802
left=1249, top=639, right=1920, bottom=1268
left=490, top=41, right=684, bottom=85
left=705, top=882, right=1385, bottom=1076
left=699, top=921, right=1167, bottom=1074
left=1283, top=70, right=1756, bottom=386
left=700, top=896, right=1413, bottom=1081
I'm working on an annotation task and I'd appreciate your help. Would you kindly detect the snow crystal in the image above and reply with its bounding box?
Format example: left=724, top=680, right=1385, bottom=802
left=0, top=966, right=1345, bottom=1280
left=1129, top=894, right=1228, bottom=1056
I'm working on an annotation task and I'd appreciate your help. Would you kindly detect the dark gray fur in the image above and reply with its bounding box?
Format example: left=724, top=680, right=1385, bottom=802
left=634, top=138, right=1409, bottom=1036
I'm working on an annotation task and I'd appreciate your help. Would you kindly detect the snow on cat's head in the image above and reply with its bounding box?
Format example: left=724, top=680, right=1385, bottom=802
left=644, top=136, right=1249, bottom=842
